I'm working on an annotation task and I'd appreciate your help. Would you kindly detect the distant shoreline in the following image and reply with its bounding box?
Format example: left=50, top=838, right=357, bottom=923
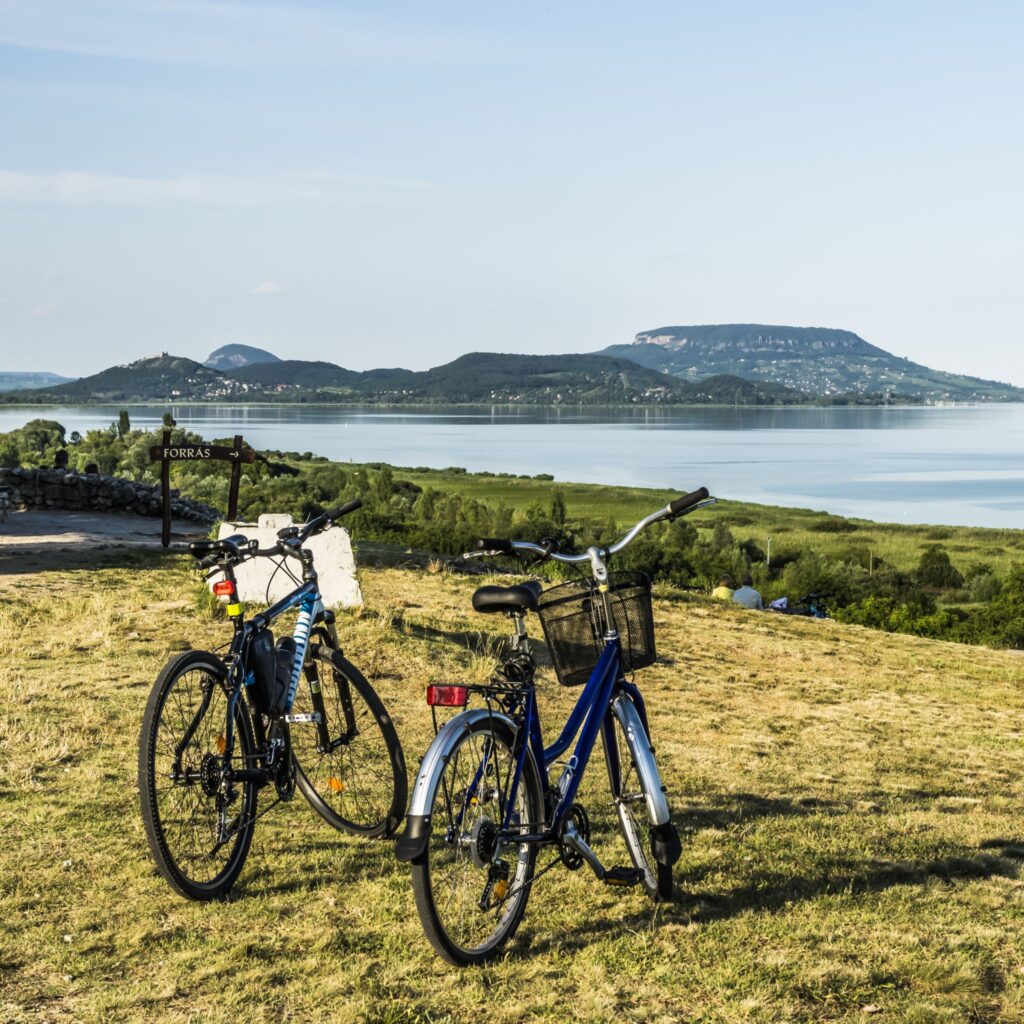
left=0, top=398, right=1016, bottom=412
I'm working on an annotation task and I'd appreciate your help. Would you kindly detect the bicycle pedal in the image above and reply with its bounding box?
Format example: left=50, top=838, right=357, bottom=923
left=603, top=866, right=644, bottom=887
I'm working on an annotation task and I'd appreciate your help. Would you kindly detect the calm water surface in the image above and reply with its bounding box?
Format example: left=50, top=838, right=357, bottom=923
left=3, top=404, right=1023, bottom=528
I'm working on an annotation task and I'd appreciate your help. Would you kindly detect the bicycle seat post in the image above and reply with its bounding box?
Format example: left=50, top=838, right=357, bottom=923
left=508, top=610, right=527, bottom=647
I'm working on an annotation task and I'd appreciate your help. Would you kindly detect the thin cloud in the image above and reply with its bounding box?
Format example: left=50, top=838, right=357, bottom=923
left=25, top=301, right=59, bottom=319
left=251, top=280, right=282, bottom=296
left=0, top=0, right=489, bottom=68
left=0, top=169, right=434, bottom=206
left=0, top=170, right=323, bottom=206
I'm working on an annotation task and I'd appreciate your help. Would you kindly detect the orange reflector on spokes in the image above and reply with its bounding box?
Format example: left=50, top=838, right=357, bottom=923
left=329, top=777, right=345, bottom=793
left=216, top=734, right=227, bottom=754
left=212, top=580, right=235, bottom=598
left=426, top=685, right=469, bottom=708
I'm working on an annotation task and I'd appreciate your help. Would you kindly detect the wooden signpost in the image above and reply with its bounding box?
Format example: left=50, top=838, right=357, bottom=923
left=149, top=431, right=256, bottom=547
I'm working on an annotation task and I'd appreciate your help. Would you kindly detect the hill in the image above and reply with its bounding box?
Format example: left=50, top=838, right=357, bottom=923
left=0, top=371, right=75, bottom=392
left=600, top=324, right=1024, bottom=401
left=229, top=352, right=807, bottom=404
left=0, top=351, right=808, bottom=405
left=204, top=343, right=281, bottom=371
left=0, top=354, right=248, bottom=403
left=5, top=556, right=1024, bottom=1020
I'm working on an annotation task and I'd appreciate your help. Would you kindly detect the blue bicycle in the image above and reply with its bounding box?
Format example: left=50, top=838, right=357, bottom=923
left=139, top=500, right=407, bottom=901
left=396, top=487, right=713, bottom=964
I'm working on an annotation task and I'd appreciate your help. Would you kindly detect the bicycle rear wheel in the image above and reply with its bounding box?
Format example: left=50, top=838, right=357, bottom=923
left=138, top=650, right=257, bottom=901
left=290, top=644, right=407, bottom=838
left=410, top=716, right=543, bottom=966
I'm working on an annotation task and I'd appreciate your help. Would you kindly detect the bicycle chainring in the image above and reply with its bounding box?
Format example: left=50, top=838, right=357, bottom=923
left=269, top=720, right=296, bottom=801
left=558, top=803, right=591, bottom=870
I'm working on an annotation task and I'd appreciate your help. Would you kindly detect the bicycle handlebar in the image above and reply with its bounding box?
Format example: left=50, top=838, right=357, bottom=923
left=192, top=498, right=363, bottom=568
left=469, top=488, right=716, bottom=564
left=669, top=487, right=710, bottom=515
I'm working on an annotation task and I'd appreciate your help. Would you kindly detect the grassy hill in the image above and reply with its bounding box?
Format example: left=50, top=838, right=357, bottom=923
left=601, top=324, right=1024, bottom=402
left=0, top=351, right=808, bottom=406
left=0, top=354, right=247, bottom=403
left=4, top=554, right=1024, bottom=1021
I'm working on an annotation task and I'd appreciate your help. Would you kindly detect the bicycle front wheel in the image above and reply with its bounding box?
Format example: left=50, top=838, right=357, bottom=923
left=605, top=695, right=674, bottom=901
left=138, top=650, right=257, bottom=901
left=290, top=644, right=407, bottom=838
left=410, top=716, right=543, bottom=966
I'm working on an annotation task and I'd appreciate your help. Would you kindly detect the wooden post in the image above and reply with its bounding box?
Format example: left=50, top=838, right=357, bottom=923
left=149, top=433, right=255, bottom=546
left=227, top=434, right=243, bottom=522
left=160, top=429, right=171, bottom=548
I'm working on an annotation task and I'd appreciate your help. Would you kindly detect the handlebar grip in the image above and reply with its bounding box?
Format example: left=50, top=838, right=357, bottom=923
left=327, top=498, right=362, bottom=520
left=475, top=538, right=514, bottom=554
left=668, top=487, right=710, bottom=515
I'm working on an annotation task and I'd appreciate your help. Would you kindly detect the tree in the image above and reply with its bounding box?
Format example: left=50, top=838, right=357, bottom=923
left=117, top=410, right=131, bottom=438
left=550, top=488, right=567, bottom=527
left=916, top=546, right=964, bottom=589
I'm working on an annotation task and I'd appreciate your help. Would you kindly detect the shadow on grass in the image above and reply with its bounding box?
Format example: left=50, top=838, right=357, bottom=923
left=678, top=792, right=844, bottom=832
left=401, top=618, right=556, bottom=669
left=0, top=545, right=186, bottom=576
left=525, top=843, right=1021, bottom=957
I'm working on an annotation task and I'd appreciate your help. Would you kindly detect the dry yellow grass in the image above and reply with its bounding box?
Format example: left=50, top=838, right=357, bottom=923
left=3, top=553, right=1024, bottom=1022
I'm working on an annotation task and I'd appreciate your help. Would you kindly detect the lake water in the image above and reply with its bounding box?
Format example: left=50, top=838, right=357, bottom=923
left=2, top=403, right=1023, bottom=529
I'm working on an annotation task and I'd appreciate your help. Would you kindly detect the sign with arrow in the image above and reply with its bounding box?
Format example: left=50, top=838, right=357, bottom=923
left=149, top=431, right=255, bottom=546
left=148, top=443, right=256, bottom=463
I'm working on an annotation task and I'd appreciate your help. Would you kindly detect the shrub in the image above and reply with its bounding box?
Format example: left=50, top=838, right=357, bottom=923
left=916, top=546, right=964, bottom=589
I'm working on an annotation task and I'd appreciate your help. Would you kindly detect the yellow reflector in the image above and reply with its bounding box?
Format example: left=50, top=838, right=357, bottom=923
left=226, top=603, right=242, bottom=617
left=216, top=734, right=227, bottom=754
left=329, top=777, right=345, bottom=793
left=493, top=879, right=508, bottom=902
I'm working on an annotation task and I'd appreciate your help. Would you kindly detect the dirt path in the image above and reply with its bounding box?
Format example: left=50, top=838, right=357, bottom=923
left=0, top=509, right=208, bottom=573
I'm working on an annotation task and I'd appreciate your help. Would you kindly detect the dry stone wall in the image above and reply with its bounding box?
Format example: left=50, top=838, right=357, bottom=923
left=0, top=467, right=218, bottom=523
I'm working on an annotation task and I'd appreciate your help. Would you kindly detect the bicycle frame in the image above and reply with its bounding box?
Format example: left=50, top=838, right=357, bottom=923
left=472, top=628, right=650, bottom=848
left=180, top=574, right=339, bottom=782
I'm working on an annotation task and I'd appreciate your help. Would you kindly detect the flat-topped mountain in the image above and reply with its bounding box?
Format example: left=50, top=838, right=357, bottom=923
left=600, top=324, right=1022, bottom=401
left=204, top=344, right=281, bottom=371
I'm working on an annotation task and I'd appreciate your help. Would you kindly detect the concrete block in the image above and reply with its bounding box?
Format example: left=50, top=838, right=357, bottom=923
left=213, top=514, right=363, bottom=608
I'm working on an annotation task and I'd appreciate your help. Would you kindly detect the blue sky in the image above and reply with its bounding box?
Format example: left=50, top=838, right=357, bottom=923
left=0, top=1, right=1021, bottom=381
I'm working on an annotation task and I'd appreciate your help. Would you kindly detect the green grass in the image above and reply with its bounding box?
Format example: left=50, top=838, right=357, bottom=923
left=5, top=553, right=1024, bottom=1021
left=349, top=462, right=1024, bottom=576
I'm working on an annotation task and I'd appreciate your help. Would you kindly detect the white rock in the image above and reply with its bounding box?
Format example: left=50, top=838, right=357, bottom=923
left=211, top=514, right=363, bottom=609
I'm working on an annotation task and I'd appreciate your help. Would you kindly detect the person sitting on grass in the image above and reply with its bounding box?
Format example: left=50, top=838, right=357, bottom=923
left=732, top=573, right=764, bottom=610
left=711, top=574, right=735, bottom=600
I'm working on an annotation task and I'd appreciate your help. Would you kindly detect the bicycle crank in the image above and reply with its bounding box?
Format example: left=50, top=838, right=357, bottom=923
left=559, top=812, right=644, bottom=888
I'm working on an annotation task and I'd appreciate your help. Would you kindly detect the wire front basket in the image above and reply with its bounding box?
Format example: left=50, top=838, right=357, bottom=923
left=536, top=571, right=656, bottom=686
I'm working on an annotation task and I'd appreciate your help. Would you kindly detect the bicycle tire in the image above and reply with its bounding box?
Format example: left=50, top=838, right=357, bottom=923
left=605, top=698, right=673, bottom=901
left=410, top=715, right=543, bottom=966
left=290, top=644, right=407, bottom=838
left=138, top=650, right=257, bottom=901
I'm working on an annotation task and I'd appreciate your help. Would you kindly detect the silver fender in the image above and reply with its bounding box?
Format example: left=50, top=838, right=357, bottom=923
left=395, top=707, right=518, bottom=862
left=611, top=692, right=670, bottom=826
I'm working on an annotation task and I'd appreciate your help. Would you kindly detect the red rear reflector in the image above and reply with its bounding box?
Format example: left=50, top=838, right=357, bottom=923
left=427, top=685, right=469, bottom=708
left=212, top=580, right=235, bottom=597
